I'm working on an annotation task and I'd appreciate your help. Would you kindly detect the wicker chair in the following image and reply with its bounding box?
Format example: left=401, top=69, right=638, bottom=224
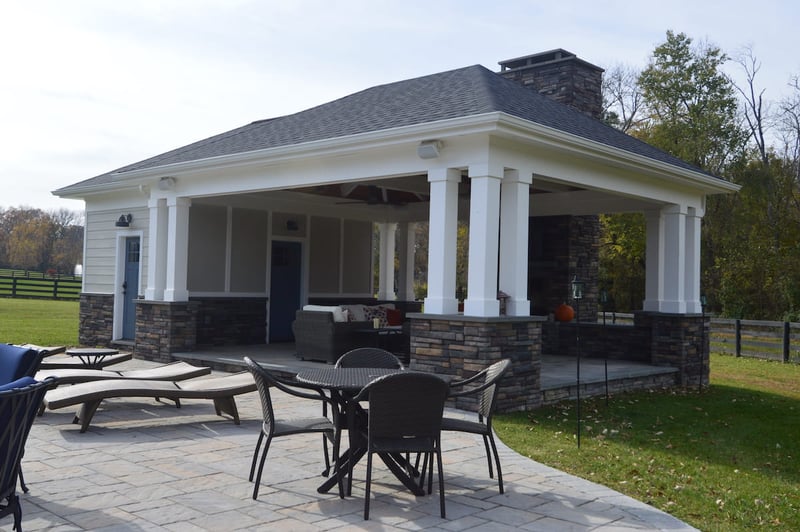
left=1, top=377, right=56, bottom=531
left=441, top=359, right=511, bottom=493
left=352, top=372, right=449, bottom=520
left=243, top=357, right=341, bottom=500
left=335, top=348, right=404, bottom=369
left=1, top=344, right=48, bottom=495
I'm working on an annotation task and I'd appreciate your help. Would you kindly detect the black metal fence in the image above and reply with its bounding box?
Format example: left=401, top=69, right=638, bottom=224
left=0, top=270, right=82, bottom=300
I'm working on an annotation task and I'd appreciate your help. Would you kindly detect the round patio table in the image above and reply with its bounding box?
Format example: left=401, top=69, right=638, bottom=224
left=296, top=367, right=430, bottom=496
left=65, top=347, right=119, bottom=369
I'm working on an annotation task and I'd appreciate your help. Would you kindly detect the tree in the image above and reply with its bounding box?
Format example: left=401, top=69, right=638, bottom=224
left=0, top=207, right=84, bottom=274
left=637, top=31, right=746, bottom=175
left=601, top=63, right=643, bottom=133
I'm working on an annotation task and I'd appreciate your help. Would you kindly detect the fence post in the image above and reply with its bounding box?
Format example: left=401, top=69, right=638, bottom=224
left=783, top=322, right=790, bottom=363
left=735, top=319, right=742, bottom=357
left=53, top=278, right=59, bottom=299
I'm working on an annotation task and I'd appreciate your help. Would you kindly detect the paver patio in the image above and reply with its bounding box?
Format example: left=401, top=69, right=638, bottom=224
left=16, top=359, right=697, bottom=531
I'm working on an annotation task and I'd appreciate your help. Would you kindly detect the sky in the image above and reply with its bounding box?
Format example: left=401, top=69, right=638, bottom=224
left=1, top=0, right=798, bottom=212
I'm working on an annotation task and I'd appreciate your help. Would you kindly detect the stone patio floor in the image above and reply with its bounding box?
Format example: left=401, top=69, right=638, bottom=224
left=16, top=358, right=697, bottom=531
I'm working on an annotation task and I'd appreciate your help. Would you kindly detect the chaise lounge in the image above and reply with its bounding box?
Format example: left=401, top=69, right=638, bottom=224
left=36, top=361, right=211, bottom=387
left=43, top=372, right=256, bottom=432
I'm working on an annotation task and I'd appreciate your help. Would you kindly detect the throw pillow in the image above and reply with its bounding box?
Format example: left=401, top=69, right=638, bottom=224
left=363, top=305, right=388, bottom=327
left=385, top=308, right=403, bottom=326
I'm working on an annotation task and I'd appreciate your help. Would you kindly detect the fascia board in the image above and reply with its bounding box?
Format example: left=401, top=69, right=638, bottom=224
left=494, top=114, right=741, bottom=195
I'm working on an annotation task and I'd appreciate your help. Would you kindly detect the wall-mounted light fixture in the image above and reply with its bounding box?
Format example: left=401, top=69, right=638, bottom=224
left=286, top=219, right=299, bottom=231
left=158, top=176, right=176, bottom=190
left=115, top=214, right=133, bottom=227
left=417, top=140, right=442, bottom=159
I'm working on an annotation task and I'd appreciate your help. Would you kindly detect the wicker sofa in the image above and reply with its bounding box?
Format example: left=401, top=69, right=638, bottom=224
left=291, top=301, right=421, bottom=364
left=291, top=309, right=371, bottom=364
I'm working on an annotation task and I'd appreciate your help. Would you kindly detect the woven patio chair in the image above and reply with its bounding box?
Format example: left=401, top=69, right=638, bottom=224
left=1, top=377, right=56, bottom=531
left=352, top=372, right=449, bottom=520
left=1, top=344, right=48, bottom=495
left=243, top=357, right=341, bottom=500
left=335, top=348, right=404, bottom=369
left=441, top=358, right=511, bottom=493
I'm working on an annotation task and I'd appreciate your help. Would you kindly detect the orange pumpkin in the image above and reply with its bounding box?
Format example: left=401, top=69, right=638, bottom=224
left=554, top=303, right=575, bottom=322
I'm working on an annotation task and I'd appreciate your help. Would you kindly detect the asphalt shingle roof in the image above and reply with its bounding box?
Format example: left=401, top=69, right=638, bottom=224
left=60, top=64, right=714, bottom=192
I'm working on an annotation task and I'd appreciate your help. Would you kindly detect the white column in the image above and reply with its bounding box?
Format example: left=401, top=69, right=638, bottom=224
left=661, top=204, right=687, bottom=313
left=424, top=168, right=460, bottom=314
left=684, top=206, right=703, bottom=313
left=377, top=222, right=396, bottom=301
left=463, top=168, right=502, bottom=317
left=164, top=197, right=191, bottom=302
left=396, top=222, right=416, bottom=301
left=145, top=198, right=167, bottom=300
left=499, top=168, right=532, bottom=316
left=643, top=210, right=664, bottom=312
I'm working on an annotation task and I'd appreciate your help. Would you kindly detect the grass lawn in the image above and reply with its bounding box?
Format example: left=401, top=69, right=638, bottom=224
left=495, top=354, right=800, bottom=531
left=0, top=298, right=79, bottom=346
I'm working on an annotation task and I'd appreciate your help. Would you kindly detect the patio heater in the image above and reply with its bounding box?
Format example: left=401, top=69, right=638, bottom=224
left=571, top=276, right=584, bottom=448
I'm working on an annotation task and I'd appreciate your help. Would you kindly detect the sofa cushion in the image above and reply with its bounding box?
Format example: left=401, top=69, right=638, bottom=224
left=0, top=344, right=39, bottom=384
left=302, top=304, right=348, bottom=323
left=341, top=304, right=367, bottom=322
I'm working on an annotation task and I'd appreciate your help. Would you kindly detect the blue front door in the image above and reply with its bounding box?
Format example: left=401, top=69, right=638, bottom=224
left=269, top=241, right=301, bottom=342
left=122, top=237, right=140, bottom=340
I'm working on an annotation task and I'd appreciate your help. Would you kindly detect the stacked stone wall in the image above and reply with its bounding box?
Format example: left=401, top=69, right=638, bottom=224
left=637, top=312, right=709, bottom=387
left=193, top=297, right=267, bottom=346
left=135, top=301, right=199, bottom=363
left=409, top=315, right=543, bottom=412
left=78, top=293, right=114, bottom=347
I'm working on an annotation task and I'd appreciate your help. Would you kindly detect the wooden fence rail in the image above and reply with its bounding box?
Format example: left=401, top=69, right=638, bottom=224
left=599, top=312, right=800, bottom=363
left=0, top=274, right=81, bottom=300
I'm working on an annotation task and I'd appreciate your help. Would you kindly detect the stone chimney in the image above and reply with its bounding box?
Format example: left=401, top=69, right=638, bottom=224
left=498, top=49, right=604, bottom=120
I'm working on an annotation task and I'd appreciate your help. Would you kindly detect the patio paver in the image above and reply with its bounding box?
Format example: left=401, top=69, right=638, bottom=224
left=17, top=359, right=698, bottom=531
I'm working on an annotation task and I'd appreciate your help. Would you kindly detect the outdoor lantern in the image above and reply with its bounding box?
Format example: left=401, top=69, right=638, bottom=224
left=115, top=214, right=133, bottom=228
left=571, top=276, right=584, bottom=301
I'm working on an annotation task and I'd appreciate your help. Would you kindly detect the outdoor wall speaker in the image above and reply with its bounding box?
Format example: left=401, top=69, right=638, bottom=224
left=417, top=140, right=442, bottom=159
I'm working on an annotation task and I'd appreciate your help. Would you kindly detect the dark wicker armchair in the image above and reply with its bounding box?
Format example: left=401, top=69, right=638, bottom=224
left=352, top=372, right=449, bottom=520
left=441, top=358, right=511, bottom=493
left=335, top=348, right=404, bottom=369
left=243, top=357, right=341, bottom=500
left=1, top=377, right=56, bottom=531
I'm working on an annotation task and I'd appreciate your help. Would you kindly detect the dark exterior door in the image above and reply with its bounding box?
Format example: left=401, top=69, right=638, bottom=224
left=269, top=241, right=302, bottom=342
left=122, top=237, right=140, bottom=340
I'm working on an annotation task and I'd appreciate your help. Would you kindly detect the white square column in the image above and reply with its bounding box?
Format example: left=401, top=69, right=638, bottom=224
left=661, top=205, right=687, bottom=313
left=684, top=206, right=703, bottom=313
left=643, top=209, right=664, bottom=312
left=164, top=197, right=191, bottom=302
left=377, top=222, right=397, bottom=301
left=396, top=222, right=416, bottom=301
left=145, top=198, right=167, bottom=300
left=499, top=168, right=532, bottom=316
left=464, top=167, right=502, bottom=317
left=424, top=168, right=460, bottom=314
left=643, top=204, right=688, bottom=313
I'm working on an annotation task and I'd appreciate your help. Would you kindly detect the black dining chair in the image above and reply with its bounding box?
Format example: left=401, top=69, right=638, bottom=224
left=1, top=377, right=56, bottom=531
left=243, top=357, right=341, bottom=500
left=440, top=358, right=511, bottom=493
left=335, top=348, right=404, bottom=369
left=352, top=372, right=449, bottom=520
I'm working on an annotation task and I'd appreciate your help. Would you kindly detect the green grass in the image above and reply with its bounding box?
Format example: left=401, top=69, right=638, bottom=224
left=0, top=298, right=79, bottom=346
left=495, top=354, right=800, bottom=531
